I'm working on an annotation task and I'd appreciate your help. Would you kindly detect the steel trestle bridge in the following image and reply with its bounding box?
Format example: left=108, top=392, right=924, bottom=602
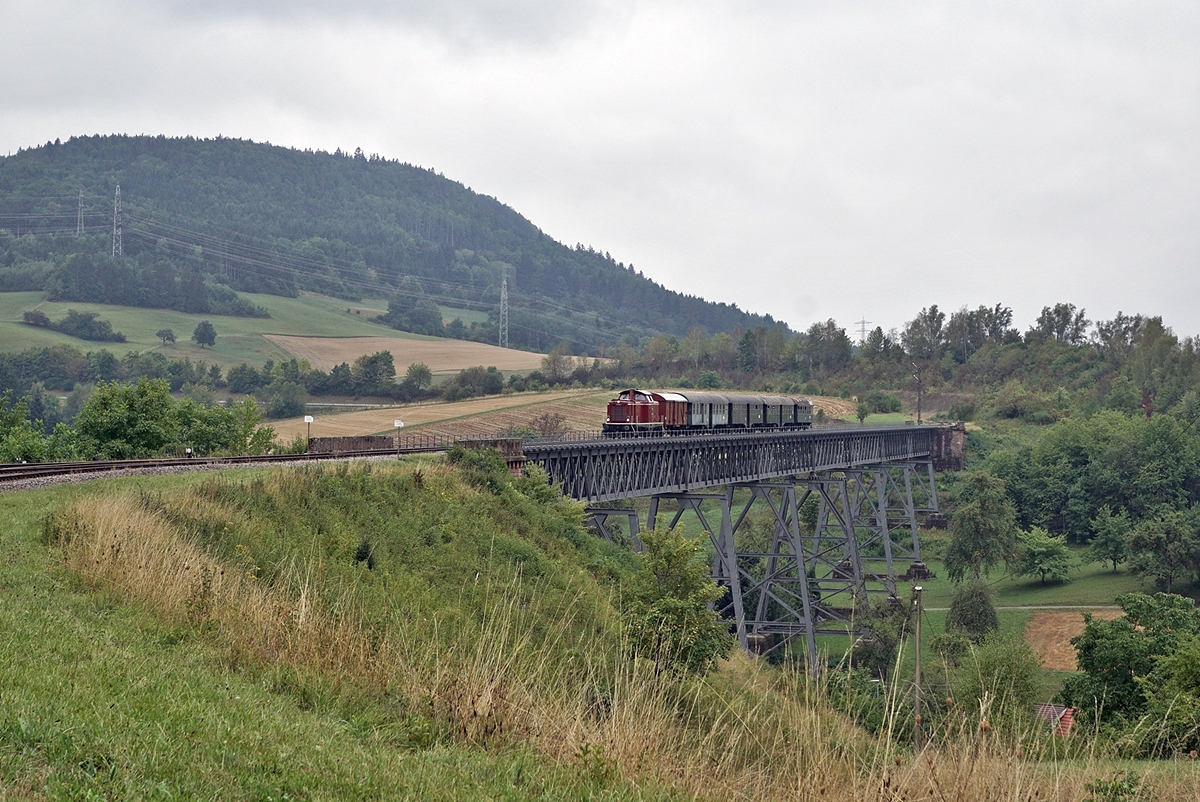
left=524, top=424, right=962, bottom=672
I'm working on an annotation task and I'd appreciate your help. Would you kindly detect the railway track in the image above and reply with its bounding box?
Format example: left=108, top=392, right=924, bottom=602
left=0, top=446, right=448, bottom=486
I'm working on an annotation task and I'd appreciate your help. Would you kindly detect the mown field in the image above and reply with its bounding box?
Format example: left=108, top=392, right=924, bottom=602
left=272, top=389, right=605, bottom=441
left=263, top=334, right=544, bottom=375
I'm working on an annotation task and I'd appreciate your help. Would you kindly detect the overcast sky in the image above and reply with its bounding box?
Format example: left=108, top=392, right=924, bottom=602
left=2, top=1, right=1197, bottom=338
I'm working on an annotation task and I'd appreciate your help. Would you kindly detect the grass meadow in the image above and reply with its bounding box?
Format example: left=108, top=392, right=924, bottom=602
left=2, top=460, right=1198, bottom=799
left=0, top=290, right=429, bottom=371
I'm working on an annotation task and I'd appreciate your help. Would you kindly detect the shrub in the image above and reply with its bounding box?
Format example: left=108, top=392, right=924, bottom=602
left=946, top=581, right=999, bottom=643
left=622, top=526, right=731, bottom=678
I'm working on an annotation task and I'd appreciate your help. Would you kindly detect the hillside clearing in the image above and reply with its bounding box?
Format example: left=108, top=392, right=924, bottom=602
left=264, top=334, right=546, bottom=374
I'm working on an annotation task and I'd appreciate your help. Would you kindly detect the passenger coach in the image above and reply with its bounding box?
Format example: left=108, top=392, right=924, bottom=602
left=603, top=389, right=813, bottom=435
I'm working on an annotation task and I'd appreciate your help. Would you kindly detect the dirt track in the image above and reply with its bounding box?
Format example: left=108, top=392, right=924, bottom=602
left=263, top=335, right=546, bottom=374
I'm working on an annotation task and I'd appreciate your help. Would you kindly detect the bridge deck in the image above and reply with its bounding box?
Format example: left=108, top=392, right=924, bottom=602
left=524, top=425, right=939, bottom=502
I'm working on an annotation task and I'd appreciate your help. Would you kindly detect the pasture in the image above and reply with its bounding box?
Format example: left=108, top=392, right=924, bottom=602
left=0, top=290, right=547, bottom=376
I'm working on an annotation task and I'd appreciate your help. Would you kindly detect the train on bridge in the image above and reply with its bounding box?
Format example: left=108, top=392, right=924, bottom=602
left=603, top=388, right=814, bottom=435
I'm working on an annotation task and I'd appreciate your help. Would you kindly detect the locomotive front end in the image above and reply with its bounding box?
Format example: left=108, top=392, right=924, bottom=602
left=603, top=389, right=662, bottom=435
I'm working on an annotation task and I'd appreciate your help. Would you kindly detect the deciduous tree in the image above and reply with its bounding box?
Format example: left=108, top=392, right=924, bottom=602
left=944, top=471, right=1019, bottom=582
left=191, top=320, right=216, bottom=348
left=622, top=526, right=731, bottom=678
left=1015, top=526, right=1072, bottom=584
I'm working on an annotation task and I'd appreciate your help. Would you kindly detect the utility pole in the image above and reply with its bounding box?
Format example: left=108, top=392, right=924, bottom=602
left=112, top=184, right=122, bottom=258
left=913, top=585, right=924, bottom=749
left=911, top=362, right=923, bottom=425
left=77, top=191, right=84, bottom=237
left=499, top=269, right=509, bottom=349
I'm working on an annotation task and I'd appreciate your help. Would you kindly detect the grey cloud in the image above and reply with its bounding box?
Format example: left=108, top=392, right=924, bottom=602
left=161, top=0, right=629, bottom=46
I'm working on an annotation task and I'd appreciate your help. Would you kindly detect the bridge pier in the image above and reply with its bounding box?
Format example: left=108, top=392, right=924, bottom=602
left=583, top=461, right=942, bottom=675
left=583, top=507, right=643, bottom=551
left=543, top=427, right=952, bottom=674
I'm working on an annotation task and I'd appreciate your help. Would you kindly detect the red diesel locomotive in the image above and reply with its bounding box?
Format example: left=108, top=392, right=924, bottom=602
left=603, top=389, right=814, bottom=435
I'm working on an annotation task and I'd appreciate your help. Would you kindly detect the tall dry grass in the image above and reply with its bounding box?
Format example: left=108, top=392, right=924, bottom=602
left=47, top=492, right=1200, bottom=801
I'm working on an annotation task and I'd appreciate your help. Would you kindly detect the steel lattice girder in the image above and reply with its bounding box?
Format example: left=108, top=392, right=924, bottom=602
left=524, top=426, right=937, bottom=502
left=586, top=464, right=942, bottom=672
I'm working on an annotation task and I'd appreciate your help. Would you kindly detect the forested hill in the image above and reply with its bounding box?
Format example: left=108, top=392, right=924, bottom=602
left=0, top=135, right=779, bottom=353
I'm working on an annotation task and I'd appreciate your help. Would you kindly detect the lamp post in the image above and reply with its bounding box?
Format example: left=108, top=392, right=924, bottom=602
left=394, top=419, right=404, bottom=457
left=304, top=415, right=313, bottom=451
left=911, top=362, right=923, bottom=425
left=914, top=585, right=924, bottom=749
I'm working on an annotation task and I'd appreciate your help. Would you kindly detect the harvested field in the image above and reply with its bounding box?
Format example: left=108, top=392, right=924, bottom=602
left=272, top=392, right=860, bottom=443
left=271, top=390, right=604, bottom=441
left=815, top=397, right=857, bottom=419
left=263, top=334, right=546, bottom=374
left=1024, top=609, right=1122, bottom=671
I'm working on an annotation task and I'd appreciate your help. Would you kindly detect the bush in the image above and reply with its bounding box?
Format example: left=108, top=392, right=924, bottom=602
left=622, top=526, right=731, bottom=678
left=946, top=581, right=999, bottom=643
left=864, top=390, right=902, bottom=413
left=952, top=633, right=1042, bottom=728
left=22, top=309, right=51, bottom=328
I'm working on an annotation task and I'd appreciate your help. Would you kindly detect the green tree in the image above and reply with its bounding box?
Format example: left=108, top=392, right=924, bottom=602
left=945, top=581, right=999, bottom=643
left=74, top=378, right=177, bottom=458
left=229, top=398, right=275, bottom=456
left=542, top=341, right=573, bottom=383
left=1015, top=526, right=1072, bottom=584
left=1089, top=506, right=1130, bottom=572
left=1030, top=302, right=1089, bottom=345
left=622, top=526, right=732, bottom=678
left=258, top=380, right=309, bottom=419
left=1126, top=509, right=1200, bottom=593
left=680, top=326, right=708, bottom=370
left=350, top=351, right=396, bottom=396
left=156, top=328, right=175, bottom=345
left=191, top=320, right=216, bottom=348
left=901, top=305, right=946, bottom=361
left=1058, top=593, right=1200, bottom=724
left=641, top=336, right=678, bottom=375
left=855, top=400, right=869, bottom=424
left=707, top=332, right=737, bottom=372
left=801, top=319, right=852, bottom=372
left=226, top=363, right=262, bottom=394
left=404, top=361, right=433, bottom=390
left=952, top=633, right=1042, bottom=725
left=944, top=471, right=1019, bottom=582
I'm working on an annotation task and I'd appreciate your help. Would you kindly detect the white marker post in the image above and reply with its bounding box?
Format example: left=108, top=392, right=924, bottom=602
left=394, top=420, right=404, bottom=457
left=304, top=415, right=314, bottom=451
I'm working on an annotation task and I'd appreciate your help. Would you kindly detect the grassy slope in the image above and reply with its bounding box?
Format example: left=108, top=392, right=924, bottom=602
left=3, top=462, right=1199, bottom=799
left=0, top=290, right=430, bottom=371
left=0, top=464, right=673, bottom=800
